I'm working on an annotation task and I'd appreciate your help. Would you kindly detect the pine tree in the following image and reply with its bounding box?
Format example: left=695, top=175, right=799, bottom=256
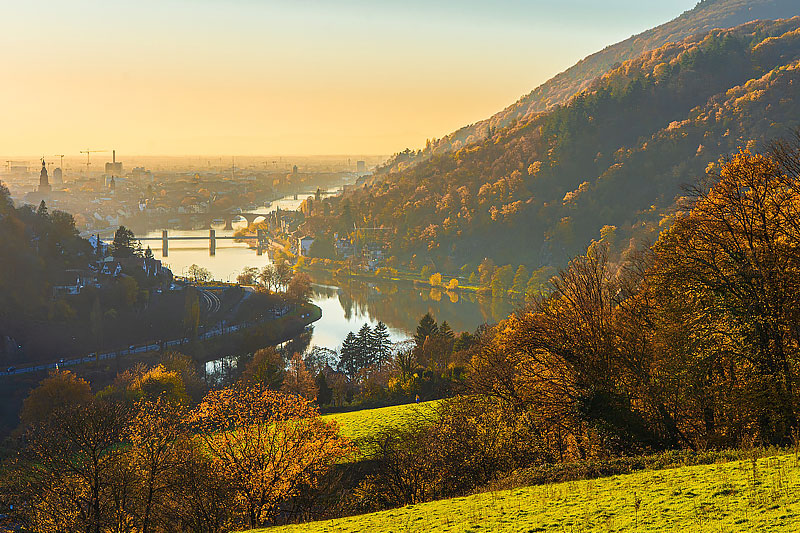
left=112, top=225, right=139, bottom=258
left=357, top=323, right=374, bottom=370
left=439, top=321, right=455, bottom=359
left=371, top=321, right=391, bottom=371
left=316, top=372, right=333, bottom=406
left=414, top=313, right=438, bottom=350
left=338, top=332, right=359, bottom=380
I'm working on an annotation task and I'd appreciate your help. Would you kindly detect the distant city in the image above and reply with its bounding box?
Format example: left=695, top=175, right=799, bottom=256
left=1, top=153, right=383, bottom=237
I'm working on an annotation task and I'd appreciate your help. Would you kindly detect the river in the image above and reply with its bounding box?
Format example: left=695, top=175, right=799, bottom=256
left=137, top=195, right=516, bottom=353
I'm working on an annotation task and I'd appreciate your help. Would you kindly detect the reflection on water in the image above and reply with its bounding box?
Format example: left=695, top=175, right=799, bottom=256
left=308, top=276, right=516, bottom=349
left=134, top=194, right=516, bottom=353
left=203, top=280, right=516, bottom=380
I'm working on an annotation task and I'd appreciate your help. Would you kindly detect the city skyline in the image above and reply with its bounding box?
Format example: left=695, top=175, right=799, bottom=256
left=3, top=0, right=697, bottom=156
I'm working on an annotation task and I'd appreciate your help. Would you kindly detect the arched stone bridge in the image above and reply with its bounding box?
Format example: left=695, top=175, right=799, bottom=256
left=169, top=212, right=273, bottom=230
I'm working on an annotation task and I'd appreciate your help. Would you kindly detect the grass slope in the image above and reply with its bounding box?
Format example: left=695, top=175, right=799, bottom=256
left=249, top=453, right=800, bottom=532
left=322, top=401, right=437, bottom=456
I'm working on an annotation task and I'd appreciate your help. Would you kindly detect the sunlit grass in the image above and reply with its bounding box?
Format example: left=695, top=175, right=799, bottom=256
left=322, top=401, right=438, bottom=458
left=247, top=452, right=800, bottom=532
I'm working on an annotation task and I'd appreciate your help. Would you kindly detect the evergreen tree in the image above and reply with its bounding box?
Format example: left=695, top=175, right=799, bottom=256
left=112, top=225, right=139, bottom=258
left=439, top=321, right=454, bottom=342
left=316, top=372, right=333, bottom=406
left=371, top=321, right=391, bottom=371
left=36, top=200, right=48, bottom=218
left=338, top=332, right=359, bottom=380
left=439, top=321, right=456, bottom=358
left=357, top=323, right=374, bottom=370
left=414, top=313, right=438, bottom=350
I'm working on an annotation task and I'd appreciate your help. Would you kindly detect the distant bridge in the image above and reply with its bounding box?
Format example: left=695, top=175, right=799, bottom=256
left=132, top=229, right=271, bottom=257
left=165, top=211, right=273, bottom=230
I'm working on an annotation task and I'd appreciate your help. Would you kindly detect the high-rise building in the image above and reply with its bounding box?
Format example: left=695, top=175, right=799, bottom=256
left=52, top=167, right=63, bottom=186
left=105, top=150, right=123, bottom=176
left=38, top=159, right=51, bottom=193
left=356, top=160, right=366, bottom=174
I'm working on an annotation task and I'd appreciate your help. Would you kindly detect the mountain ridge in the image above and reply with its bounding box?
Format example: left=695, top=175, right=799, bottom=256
left=328, top=17, right=800, bottom=274
left=377, top=0, right=800, bottom=175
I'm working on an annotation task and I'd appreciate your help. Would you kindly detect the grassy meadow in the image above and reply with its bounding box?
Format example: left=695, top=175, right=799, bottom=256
left=322, top=401, right=438, bottom=457
left=248, top=452, right=800, bottom=532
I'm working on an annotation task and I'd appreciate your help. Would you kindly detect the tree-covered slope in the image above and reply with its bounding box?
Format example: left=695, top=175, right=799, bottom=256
left=378, top=0, right=800, bottom=174
left=339, top=18, right=800, bottom=270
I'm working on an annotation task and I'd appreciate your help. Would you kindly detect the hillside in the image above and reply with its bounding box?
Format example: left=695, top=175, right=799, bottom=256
left=323, top=401, right=438, bottom=457
left=332, top=18, right=800, bottom=271
left=378, top=0, right=800, bottom=174
left=248, top=452, right=800, bottom=532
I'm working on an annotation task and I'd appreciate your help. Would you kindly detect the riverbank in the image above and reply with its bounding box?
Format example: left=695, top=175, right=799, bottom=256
left=1, top=299, right=322, bottom=378
left=0, top=301, right=322, bottom=437
left=296, top=258, right=492, bottom=296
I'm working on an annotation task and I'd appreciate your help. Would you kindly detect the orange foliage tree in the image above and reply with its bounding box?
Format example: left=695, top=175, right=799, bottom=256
left=189, top=386, right=353, bottom=528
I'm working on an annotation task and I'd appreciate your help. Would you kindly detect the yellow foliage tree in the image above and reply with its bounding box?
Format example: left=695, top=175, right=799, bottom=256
left=190, top=387, right=353, bottom=528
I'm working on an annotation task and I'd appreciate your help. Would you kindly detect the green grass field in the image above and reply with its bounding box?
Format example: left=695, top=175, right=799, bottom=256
left=248, top=452, right=800, bottom=532
left=322, top=401, right=437, bottom=457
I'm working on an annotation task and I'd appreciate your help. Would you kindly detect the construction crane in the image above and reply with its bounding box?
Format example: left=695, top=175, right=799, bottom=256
left=53, top=154, right=65, bottom=169
left=80, top=149, right=107, bottom=173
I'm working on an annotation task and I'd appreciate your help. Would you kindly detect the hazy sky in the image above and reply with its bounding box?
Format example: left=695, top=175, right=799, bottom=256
left=2, top=0, right=697, bottom=156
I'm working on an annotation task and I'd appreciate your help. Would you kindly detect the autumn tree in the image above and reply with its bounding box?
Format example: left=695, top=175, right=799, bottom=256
left=274, top=260, right=293, bottom=292
left=651, top=149, right=800, bottom=445
left=190, top=387, right=353, bottom=528
left=13, top=398, right=131, bottom=532
left=511, top=265, right=529, bottom=297
left=237, top=266, right=259, bottom=286
left=286, top=272, right=312, bottom=304
left=126, top=398, right=191, bottom=533
left=259, top=264, right=278, bottom=292
left=187, top=264, right=211, bottom=283
left=19, top=370, right=93, bottom=428
left=282, top=352, right=318, bottom=401
left=490, top=265, right=514, bottom=297
left=241, top=347, right=285, bottom=390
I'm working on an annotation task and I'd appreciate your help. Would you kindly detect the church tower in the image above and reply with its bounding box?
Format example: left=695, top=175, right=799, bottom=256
left=38, top=159, right=51, bottom=194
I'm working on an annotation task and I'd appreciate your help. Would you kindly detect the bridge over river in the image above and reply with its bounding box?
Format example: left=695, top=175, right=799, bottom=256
left=132, top=228, right=271, bottom=256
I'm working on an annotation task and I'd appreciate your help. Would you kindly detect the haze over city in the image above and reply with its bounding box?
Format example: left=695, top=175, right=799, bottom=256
left=3, top=0, right=695, bottom=155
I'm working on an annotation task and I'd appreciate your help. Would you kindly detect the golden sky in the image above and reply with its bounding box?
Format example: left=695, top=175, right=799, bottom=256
left=1, top=0, right=696, bottom=156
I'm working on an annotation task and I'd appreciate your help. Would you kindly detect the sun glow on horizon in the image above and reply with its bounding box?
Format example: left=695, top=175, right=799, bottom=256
left=1, top=0, right=696, bottom=156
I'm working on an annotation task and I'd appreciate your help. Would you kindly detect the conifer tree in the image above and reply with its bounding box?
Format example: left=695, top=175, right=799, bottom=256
left=357, top=323, right=374, bottom=370
left=371, top=321, right=391, bottom=370
left=414, top=313, right=438, bottom=350
left=338, top=332, right=359, bottom=380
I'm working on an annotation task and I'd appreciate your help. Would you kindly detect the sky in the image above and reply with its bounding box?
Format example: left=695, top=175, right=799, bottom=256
left=1, top=0, right=698, bottom=156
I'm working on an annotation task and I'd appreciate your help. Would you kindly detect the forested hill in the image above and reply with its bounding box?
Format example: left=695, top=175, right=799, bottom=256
left=337, top=18, right=800, bottom=271
left=378, top=0, right=800, bottom=175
